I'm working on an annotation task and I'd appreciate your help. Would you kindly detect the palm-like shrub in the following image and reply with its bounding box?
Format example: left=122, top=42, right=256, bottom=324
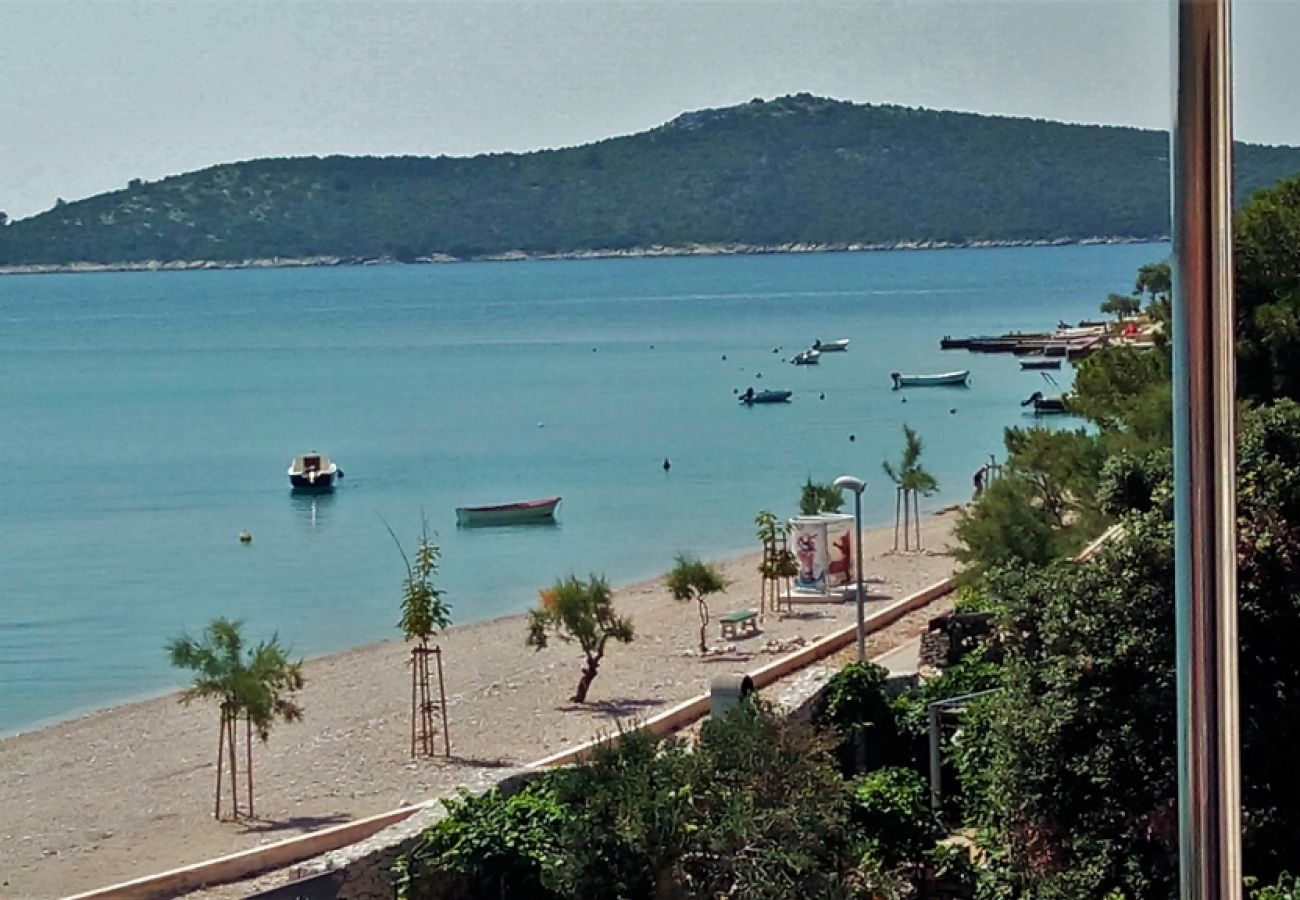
left=168, top=618, right=304, bottom=819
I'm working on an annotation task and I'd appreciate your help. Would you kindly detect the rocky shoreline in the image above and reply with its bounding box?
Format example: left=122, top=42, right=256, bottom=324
left=0, top=235, right=1166, bottom=277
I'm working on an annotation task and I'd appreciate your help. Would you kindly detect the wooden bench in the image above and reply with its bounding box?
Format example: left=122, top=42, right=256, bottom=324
left=719, top=609, right=759, bottom=640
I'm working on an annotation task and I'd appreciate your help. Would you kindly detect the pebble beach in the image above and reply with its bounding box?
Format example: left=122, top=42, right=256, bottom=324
left=0, top=511, right=958, bottom=899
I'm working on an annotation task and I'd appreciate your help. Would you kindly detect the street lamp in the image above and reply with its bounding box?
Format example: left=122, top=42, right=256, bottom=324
left=834, top=475, right=867, bottom=661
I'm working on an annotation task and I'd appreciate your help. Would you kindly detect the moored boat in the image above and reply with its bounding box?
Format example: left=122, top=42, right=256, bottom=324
left=455, top=496, right=562, bottom=527
left=812, top=338, right=850, bottom=352
left=740, top=388, right=793, bottom=405
left=891, top=370, right=970, bottom=389
left=792, top=349, right=821, bottom=365
left=1020, top=359, right=1062, bottom=370
left=288, top=452, right=343, bottom=491
left=1021, top=391, right=1070, bottom=415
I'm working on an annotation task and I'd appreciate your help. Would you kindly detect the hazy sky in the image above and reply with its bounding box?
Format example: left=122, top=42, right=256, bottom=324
left=4, top=0, right=1299, bottom=221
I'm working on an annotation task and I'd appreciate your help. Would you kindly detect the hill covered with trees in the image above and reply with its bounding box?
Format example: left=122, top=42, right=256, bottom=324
left=4, top=93, right=1300, bottom=268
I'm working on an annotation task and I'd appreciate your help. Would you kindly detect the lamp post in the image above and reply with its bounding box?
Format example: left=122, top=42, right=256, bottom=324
left=834, top=475, right=867, bottom=661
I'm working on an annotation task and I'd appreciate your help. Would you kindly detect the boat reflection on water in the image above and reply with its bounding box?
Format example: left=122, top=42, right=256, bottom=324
left=290, top=488, right=337, bottom=529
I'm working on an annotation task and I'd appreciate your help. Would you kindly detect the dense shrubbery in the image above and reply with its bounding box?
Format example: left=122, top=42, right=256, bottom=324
left=395, top=701, right=966, bottom=899
left=944, top=403, right=1300, bottom=897
left=5, top=95, right=1300, bottom=267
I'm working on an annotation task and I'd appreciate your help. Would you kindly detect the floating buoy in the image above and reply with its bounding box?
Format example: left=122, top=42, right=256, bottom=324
left=592, top=347, right=598, bottom=352
left=950, top=408, right=957, bottom=414
left=756, top=372, right=762, bottom=379
left=901, top=396, right=908, bottom=403
left=733, top=388, right=739, bottom=394
left=849, top=434, right=856, bottom=442
left=650, top=344, right=655, bottom=349
left=663, top=458, right=672, bottom=472
left=537, top=421, right=545, bottom=428
left=819, top=392, right=825, bottom=400
left=722, top=355, right=727, bottom=361
left=239, top=531, right=252, bottom=544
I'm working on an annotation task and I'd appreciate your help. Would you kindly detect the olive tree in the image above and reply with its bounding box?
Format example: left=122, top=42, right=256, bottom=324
left=667, top=554, right=728, bottom=652
left=526, top=575, right=633, bottom=703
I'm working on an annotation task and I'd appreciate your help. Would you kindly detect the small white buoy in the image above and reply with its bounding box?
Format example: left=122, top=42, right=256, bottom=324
left=239, top=531, right=252, bottom=544
left=537, top=421, right=545, bottom=428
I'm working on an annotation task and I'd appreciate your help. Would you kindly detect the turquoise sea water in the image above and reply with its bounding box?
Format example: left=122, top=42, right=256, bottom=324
left=0, top=244, right=1161, bottom=734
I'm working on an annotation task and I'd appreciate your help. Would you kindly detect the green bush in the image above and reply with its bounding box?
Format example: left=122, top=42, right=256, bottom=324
left=396, top=703, right=873, bottom=899
left=812, top=661, right=915, bottom=775
left=394, top=778, right=567, bottom=900
left=850, top=767, right=941, bottom=868
left=1253, top=873, right=1300, bottom=900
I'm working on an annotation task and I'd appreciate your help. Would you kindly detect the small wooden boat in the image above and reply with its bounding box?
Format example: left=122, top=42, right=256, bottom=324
left=740, top=388, right=793, bottom=405
left=288, top=452, right=342, bottom=491
left=792, top=349, right=821, bottom=365
left=1022, top=391, right=1070, bottom=415
left=1020, top=359, right=1062, bottom=370
left=456, top=496, right=561, bottom=527
left=813, top=338, right=850, bottom=352
left=891, top=370, right=970, bottom=389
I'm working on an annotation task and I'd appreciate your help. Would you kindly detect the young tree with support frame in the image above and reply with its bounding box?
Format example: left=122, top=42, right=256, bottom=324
left=168, top=618, right=304, bottom=820
left=391, top=518, right=453, bottom=758
left=883, top=425, right=939, bottom=551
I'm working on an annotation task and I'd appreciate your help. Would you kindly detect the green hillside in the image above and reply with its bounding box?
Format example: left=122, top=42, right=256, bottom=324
left=4, top=93, right=1299, bottom=266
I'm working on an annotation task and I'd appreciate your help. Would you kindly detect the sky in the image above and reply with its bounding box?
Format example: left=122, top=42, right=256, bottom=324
left=3, top=0, right=1299, bottom=221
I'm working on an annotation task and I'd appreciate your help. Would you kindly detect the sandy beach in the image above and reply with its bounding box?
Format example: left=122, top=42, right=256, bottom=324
left=0, top=510, right=959, bottom=899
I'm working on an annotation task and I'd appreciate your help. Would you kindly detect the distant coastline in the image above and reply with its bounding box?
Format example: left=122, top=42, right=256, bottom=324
left=0, top=234, right=1168, bottom=277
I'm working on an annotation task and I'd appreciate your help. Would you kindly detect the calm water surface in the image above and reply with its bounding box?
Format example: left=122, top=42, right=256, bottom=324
left=0, top=244, right=1162, bottom=733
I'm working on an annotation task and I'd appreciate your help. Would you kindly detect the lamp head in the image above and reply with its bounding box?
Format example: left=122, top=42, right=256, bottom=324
left=833, top=475, right=866, bottom=494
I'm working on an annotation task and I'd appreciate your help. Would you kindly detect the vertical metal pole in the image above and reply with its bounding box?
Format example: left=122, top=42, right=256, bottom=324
left=1172, top=1, right=1241, bottom=898
left=855, top=489, right=866, bottom=661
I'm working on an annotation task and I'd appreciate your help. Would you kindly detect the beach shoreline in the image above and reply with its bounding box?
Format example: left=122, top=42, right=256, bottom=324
left=0, top=235, right=1167, bottom=277
left=0, top=509, right=961, bottom=899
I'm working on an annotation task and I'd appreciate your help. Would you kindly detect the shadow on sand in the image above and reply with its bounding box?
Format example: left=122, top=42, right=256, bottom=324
left=240, top=813, right=354, bottom=835
left=558, top=697, right=669, bottom=719
left=442, top=754, right=518, bottom=769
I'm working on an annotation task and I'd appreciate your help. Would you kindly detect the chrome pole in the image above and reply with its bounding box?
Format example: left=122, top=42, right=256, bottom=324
left=1172, top=1, right=1241, bottom=897
left=854, top=487, right=866, bottom=661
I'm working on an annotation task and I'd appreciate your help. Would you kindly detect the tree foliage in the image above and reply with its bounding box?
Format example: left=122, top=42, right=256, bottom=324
left=526, top=574, right=633, bottom=703
left=882, top=424, right=938, bottom=496
left=1133, top=261, right=1171, bottom=305
left=666, top=554, right=728, bottom=653
left=1235, top=175, right=1300, bottom=404
left=6, top=95, right=1300, bottom=266
left=799, top=477, right=845, bottom=515
left=167, top=618, right=305, bottom=818
left=1100, top=292, right=1140, bottom=319
left=953, top=401, right=1300, bottom=898
left=390, top=518, right=452, bottom=645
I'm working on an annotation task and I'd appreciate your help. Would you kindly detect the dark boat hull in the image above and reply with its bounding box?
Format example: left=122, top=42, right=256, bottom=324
left=290, top=472, right=337, bottom=491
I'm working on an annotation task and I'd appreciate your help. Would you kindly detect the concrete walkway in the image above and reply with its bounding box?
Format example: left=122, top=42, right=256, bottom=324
left=875, top=637, right=921, bottom=675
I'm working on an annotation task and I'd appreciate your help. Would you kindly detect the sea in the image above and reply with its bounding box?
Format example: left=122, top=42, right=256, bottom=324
left=0, top=243, right=1162, bottom=735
